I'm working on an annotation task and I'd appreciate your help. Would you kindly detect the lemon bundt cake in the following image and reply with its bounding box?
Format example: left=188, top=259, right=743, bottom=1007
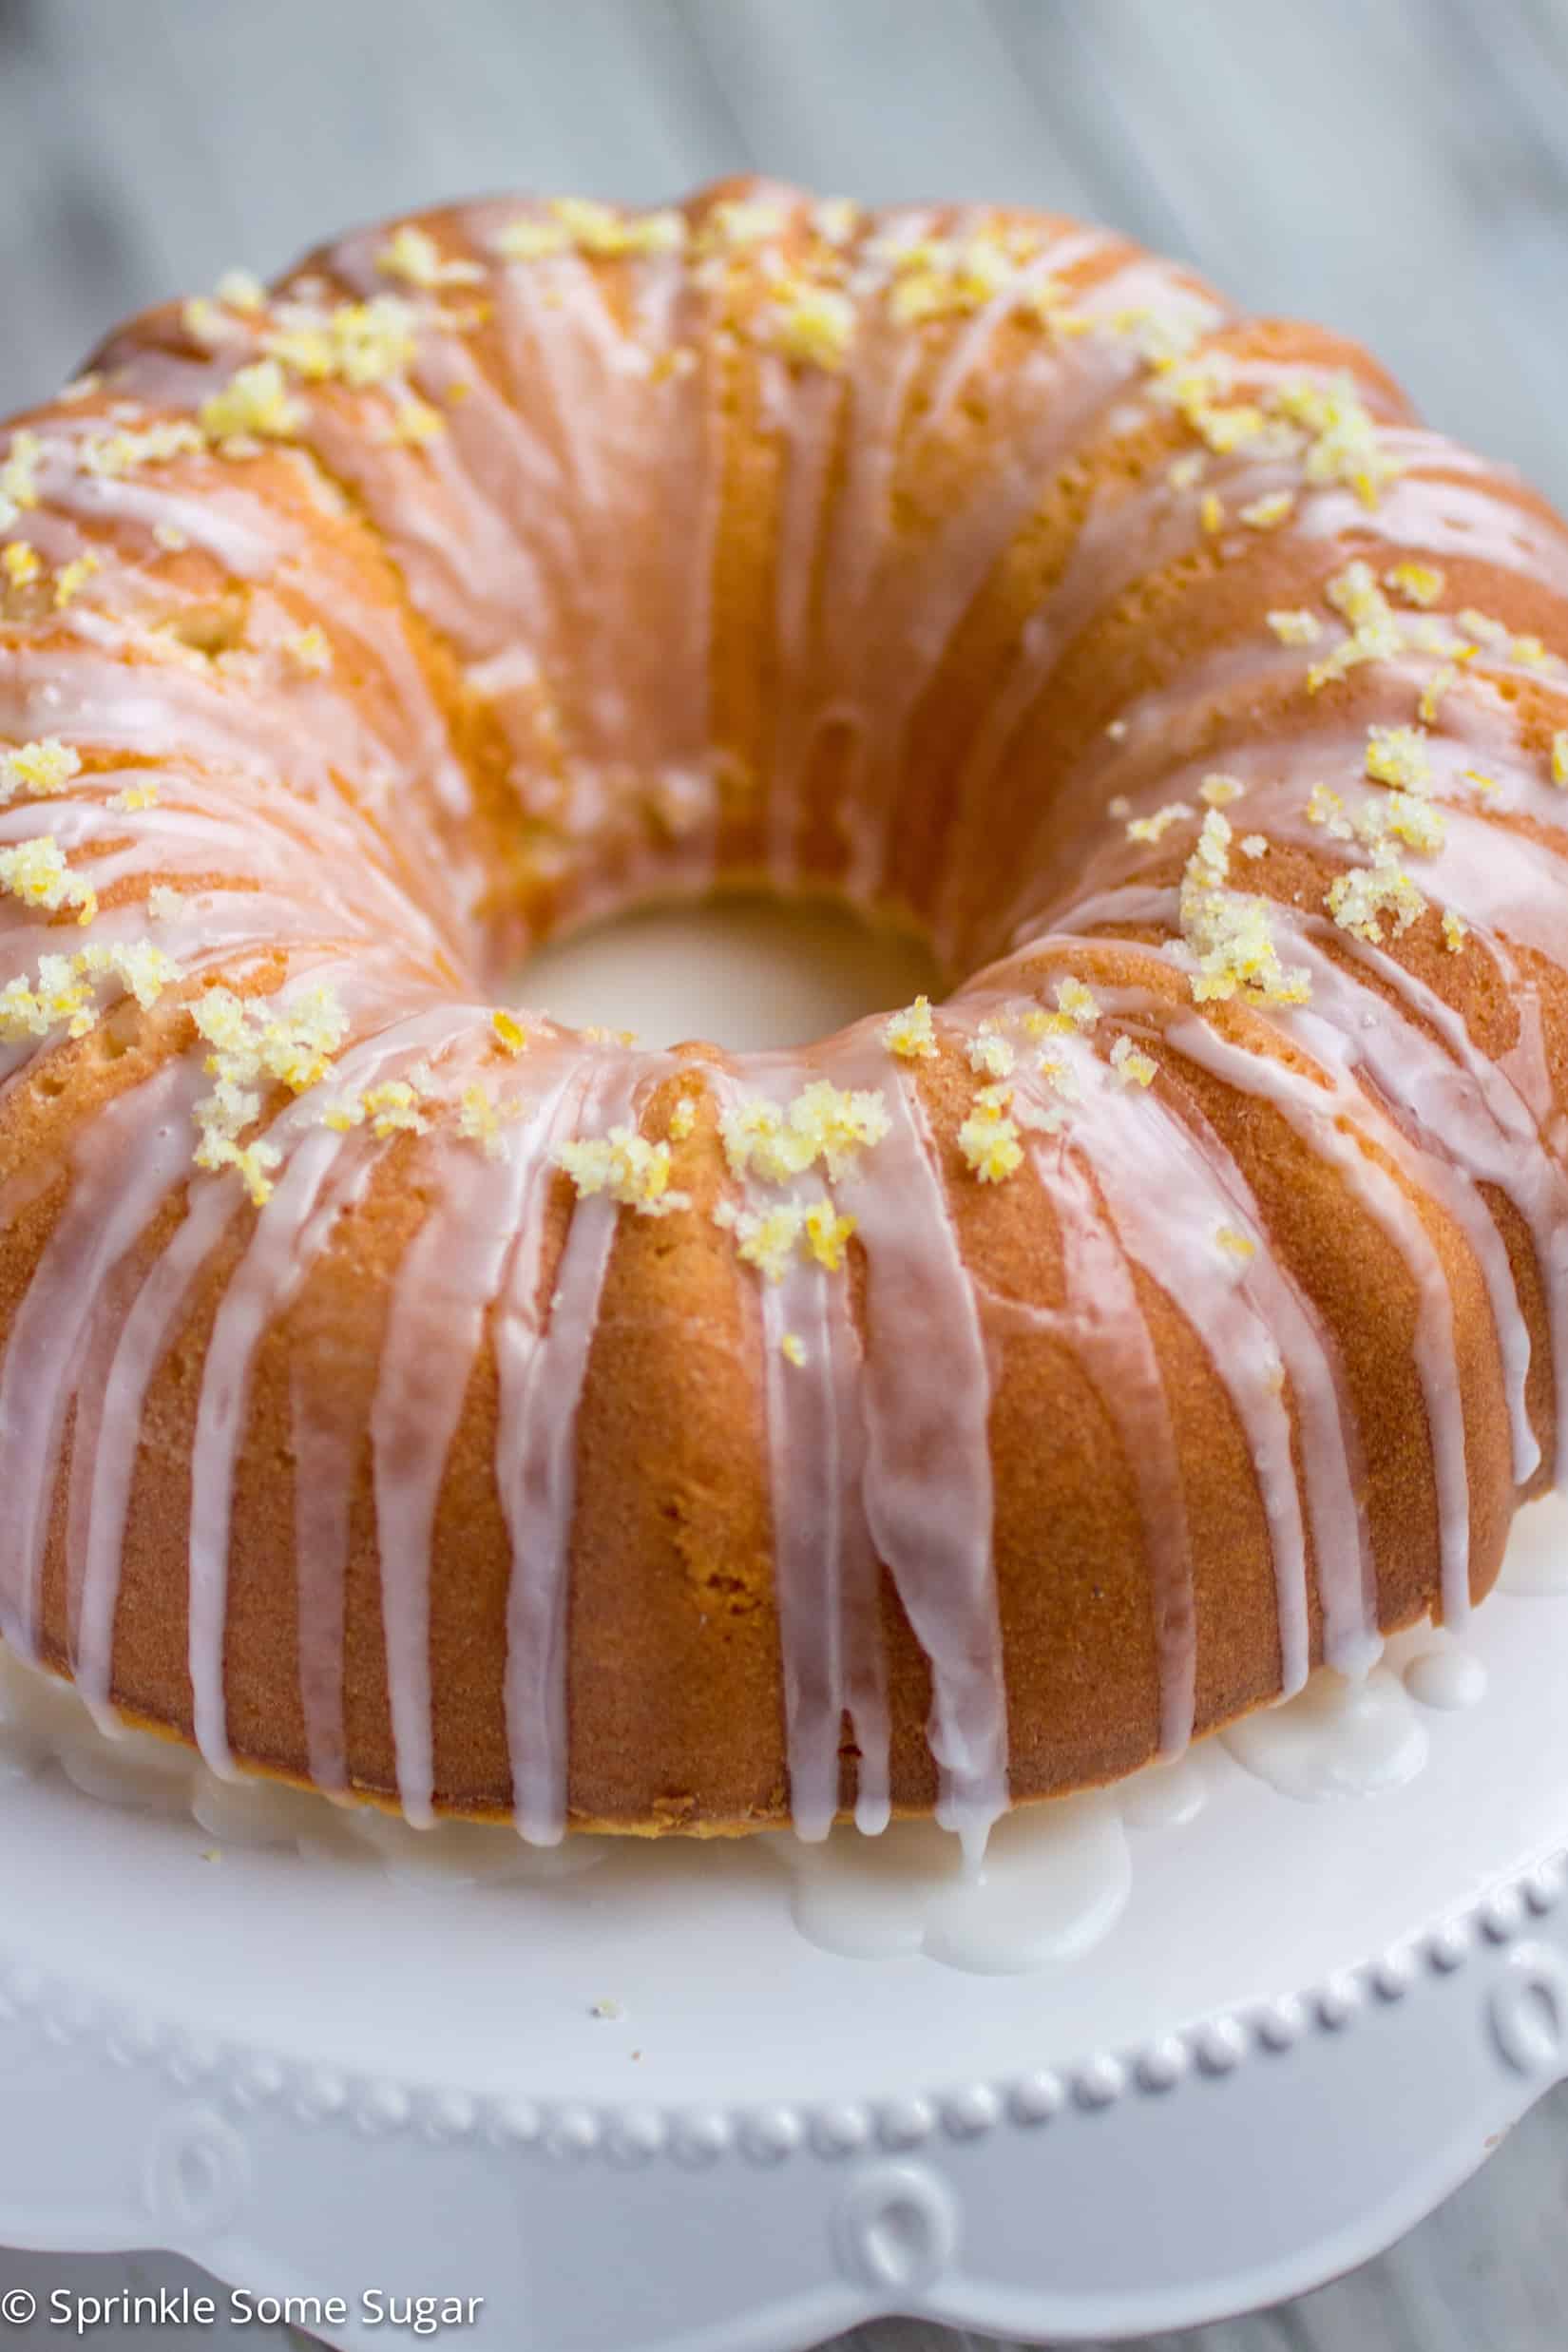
left=0, top=180, right=1563, bottom=1846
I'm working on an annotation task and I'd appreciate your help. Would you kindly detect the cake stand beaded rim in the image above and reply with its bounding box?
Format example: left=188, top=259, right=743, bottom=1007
left=0, top=1849, right=1561, bottom=2352
left=0, top=1835, right=1558, bottom=2167
left=0, top=1643, right=1564, bottom=2352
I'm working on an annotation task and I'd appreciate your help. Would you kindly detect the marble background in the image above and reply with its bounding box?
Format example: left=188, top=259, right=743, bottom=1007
left=0, top=1, right=1564, bottom=2345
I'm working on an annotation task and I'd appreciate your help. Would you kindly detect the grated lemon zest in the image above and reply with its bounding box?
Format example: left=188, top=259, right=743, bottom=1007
left=53, top=553, right=101, bottom=608
left=966, top=1026, right=1015, bottom=1080
left=883, top=996, right=937, bottom=1061
left=0, top=835, right=96, bottom=924
left=1267, top=608, right=1322, bottom=646
left=262, top=296, right=417, bottom=389
left=1179, top=810, right=1310, bottom=1006
left=719, top=1081, right=889, bottom=1186
left=1386, top=562, right=1444, bottom=607
left=192, top=984, right=350, bottom=1203
left=376, top=224, right=485, bottom=289
left=1239, top=490, right=1294, bottom=530
left=1126, top=800, right=1192, bottom=844
left=498, top=200, right=687, bottom=264
left=958, top=1083, right=1024, bottom=1183
left=556, top=1125, right=690, bottom=1216
left=0, top=430, right=43, bottom=526
left=1109, top=1033, right=1157, bottom=1087
left=1326, top=855, right=1426, bottom=945
left=283, top=625, right=331, bottom=675
left=82, top=420, right=204, bottom=478
left=1365, top=723, right=1431, bottom=793
left=0, top=737, right=81, bottom=804
left=199, top=360, right=303, bottom=446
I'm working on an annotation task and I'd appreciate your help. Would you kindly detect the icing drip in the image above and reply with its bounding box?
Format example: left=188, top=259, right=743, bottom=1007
left=501, top=1054, right=651, bottom=1843
left=708, top=1059, right=890, bottom=1840
left=1022, top=1146, right=1200, bottom=1750
left=1324, top=931, right=1568, bottom=1484
left=67, top=1179, right=239, bottom=1733
left=1069, top=863, right=1557, bottom=1503
left=1024, top=1057, right=1312, bottom=1708
left=373, top=1064, right=546, bottom=1826
left=759, top=1232, right=892, bottom=1839
left=1220, top=1668, right=1428, bottom=1802
left=1166, top=1015, right=1473, bottom=1628
left=760, top=344, right=843, bottom=891
left=1285, top=941, right=1543, bottom=1488
left=184, top=1004, right=478, bottom=1780
left=1116, top=1749, right=1209, bottom=1830
left=710, top=1031, right=1007, bottom=1851
left=978, top=983, right=1373, bottom=1688
left=767, top=1791, right=1129, bottom=1973
left=1032, top=901, right=1493, bottom=1647
left=1400, top=1637, right=1487, bottom=1711
left=836, top=1053, right=1008, bottom=1858
left=0, top=1057, right=205, bottom=1661
left=0, top=651, right=465, bottom=972
left=765, top=227, right=1214, bottom=911
left=65, top=1000, right=463, bottom=1742
left=289, top=1369, right=356, bottom=1792
left=1052, top=877, right=1565, bottom=1501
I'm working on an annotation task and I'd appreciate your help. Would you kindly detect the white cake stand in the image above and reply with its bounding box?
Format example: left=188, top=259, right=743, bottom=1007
left=0, top=1495, right=1560, bottom=2352
left=2, top=925, right=1564, bottom=2352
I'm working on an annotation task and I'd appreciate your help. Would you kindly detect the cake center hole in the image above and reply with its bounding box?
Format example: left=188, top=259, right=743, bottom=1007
left=513, top=893, right=945, bottom=1052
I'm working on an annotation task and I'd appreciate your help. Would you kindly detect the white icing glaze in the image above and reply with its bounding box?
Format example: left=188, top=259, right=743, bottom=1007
left=1033, top=1144, right=1200, bottom=1750
left=188, top=1001, right=481, bottom=1780
left=0, top=1637, right=610, bottom=1884
left=1046, top=877, right=1568, bottom=1511
left=765, top=1792, right=1129, bottom=1973
left=0, top=1057, right=207, bottom=1662
left=369, top=1093, right=533, bottom=1826
left=0, top=1632, right=1128, bottom=1967
left=832, top=1045, right=1007, bottom=1857
left=1164, top=1014, right=1475, bottom=1630
left=1221, top=1670, right=1429, bottom=1802
left=1115, top=1749, right=1210, bottom=1830
left=709, top=1029, right=1005, bottom=1852
left=706, top=1053, right=889, bottom=1842
left=758, top=1198, right=891, bottom=1841
left=1005, top=1011, right=1370, bottom=1695
left=0, top=1522, right=1557, bottom=1974
left=500, top=1053, right=652, bottom=1844
left=1401, top=1640, right=1488, bottom=1712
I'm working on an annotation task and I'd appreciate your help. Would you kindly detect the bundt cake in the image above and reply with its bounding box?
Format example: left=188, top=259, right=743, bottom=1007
left=0, top=179, right=1563, bottom=1848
